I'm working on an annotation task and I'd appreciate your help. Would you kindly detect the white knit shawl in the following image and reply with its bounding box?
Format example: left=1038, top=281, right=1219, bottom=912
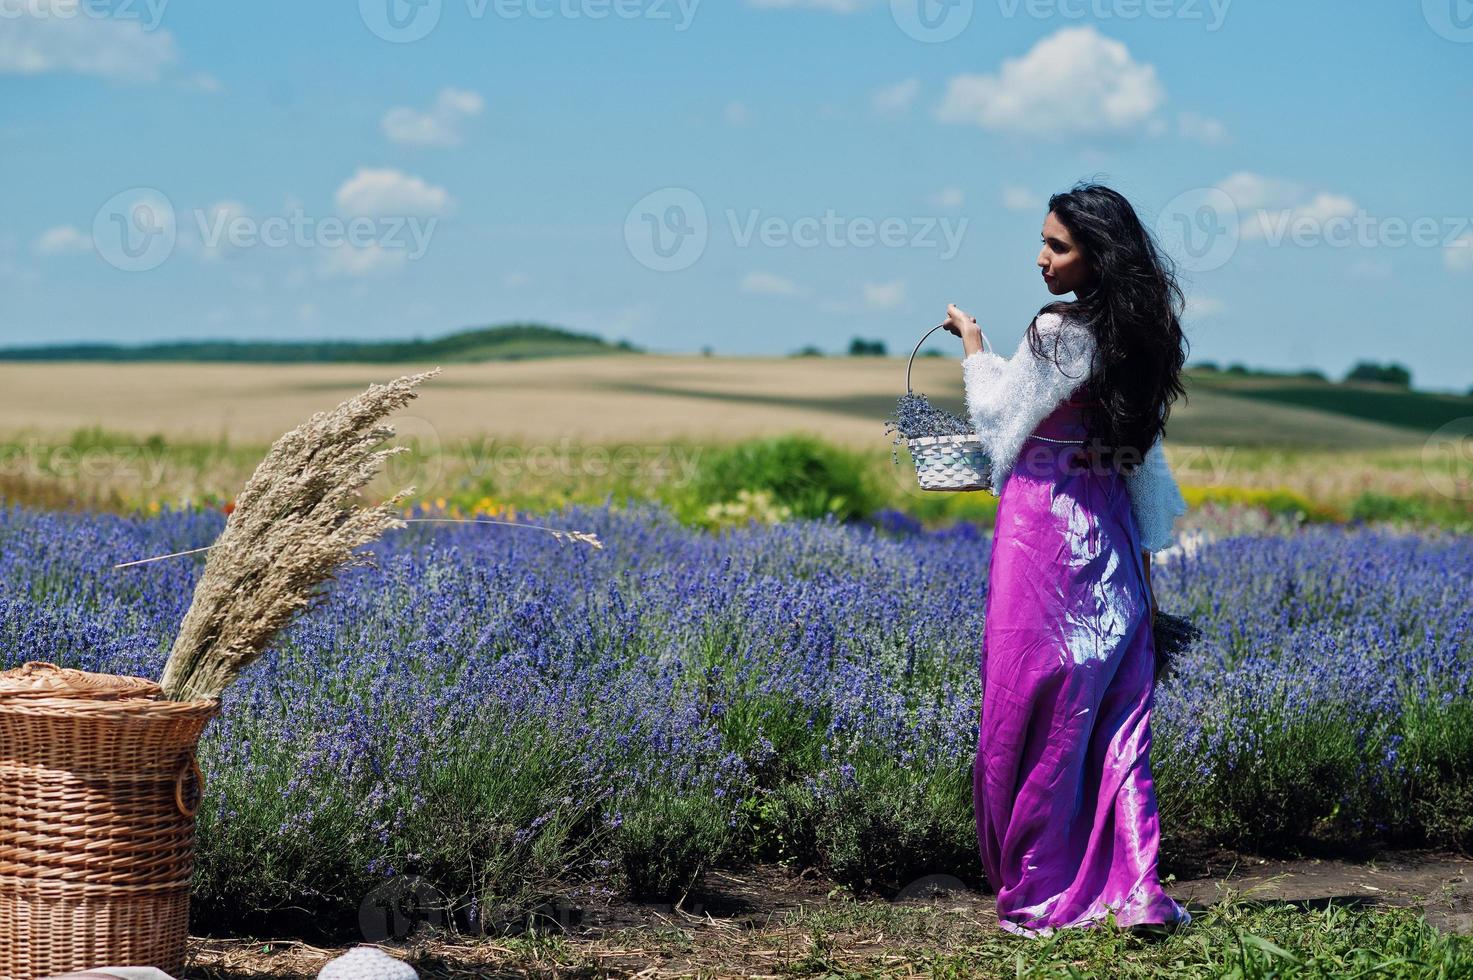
left=959, top=311, right=1189, bottom=553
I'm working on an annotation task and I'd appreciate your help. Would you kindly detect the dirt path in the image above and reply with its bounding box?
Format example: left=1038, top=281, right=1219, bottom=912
left=181, top=847, right=1472, bottom=978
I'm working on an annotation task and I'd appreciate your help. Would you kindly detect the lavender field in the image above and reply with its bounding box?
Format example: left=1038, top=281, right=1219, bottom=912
left=2, top=499, right=1471, bottom=939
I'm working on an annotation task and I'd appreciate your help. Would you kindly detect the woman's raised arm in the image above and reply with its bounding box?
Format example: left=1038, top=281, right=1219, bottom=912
left=960, top=311, right=1096, bottom=494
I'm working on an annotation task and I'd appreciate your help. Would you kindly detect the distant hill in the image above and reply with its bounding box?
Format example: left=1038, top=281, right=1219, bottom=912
left=1185, top=367, right=1473, bottom=436
left=0, top=323, right=642, bottom=364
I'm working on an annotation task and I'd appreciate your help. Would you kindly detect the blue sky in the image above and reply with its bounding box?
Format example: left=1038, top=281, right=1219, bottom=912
left=3, top=0, right=1471, bottom=391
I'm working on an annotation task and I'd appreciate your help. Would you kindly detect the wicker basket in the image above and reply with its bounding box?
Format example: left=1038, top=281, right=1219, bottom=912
left=0, top=662, right=220, bottom=980
left=903, top=322, right=994, bottom=492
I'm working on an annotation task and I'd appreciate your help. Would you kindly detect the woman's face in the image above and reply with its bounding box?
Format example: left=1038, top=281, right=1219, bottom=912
left=1037, top=211, right=1095, bottom=296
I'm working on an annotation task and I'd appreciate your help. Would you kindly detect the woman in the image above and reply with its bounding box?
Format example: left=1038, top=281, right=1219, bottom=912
left=943, top=182, right=1192, bottom=938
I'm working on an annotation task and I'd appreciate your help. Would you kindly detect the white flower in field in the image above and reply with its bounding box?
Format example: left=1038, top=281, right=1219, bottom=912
left=318, top=945, right=418, bottom=980
left=704, top=488, right=793, bottom=528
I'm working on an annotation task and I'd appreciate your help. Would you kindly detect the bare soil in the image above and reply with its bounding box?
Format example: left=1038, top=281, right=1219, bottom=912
left=179, top=845, right=1473, bottom=979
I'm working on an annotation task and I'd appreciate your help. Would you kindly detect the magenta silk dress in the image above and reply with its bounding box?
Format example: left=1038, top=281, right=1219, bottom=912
left=973, top=390, right=1192, bottom=937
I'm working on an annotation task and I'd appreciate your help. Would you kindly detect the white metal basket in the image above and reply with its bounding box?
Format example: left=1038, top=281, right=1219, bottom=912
left=903, top=322, right=994, bottom=493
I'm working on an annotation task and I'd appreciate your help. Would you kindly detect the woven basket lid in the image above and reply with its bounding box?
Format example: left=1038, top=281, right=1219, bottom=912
left=0, top=660, right=162, bottom=700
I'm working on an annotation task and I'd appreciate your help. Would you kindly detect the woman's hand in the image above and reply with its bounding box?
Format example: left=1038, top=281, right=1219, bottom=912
left=942, top=303, right=984, bottom=356
left=941, top=303, right=979, bottom=339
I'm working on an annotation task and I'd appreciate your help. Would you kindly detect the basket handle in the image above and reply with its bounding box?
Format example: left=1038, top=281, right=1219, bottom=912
left=906, top=321, right=991, bottom=394
left=175, top=748, right=205, bottom=818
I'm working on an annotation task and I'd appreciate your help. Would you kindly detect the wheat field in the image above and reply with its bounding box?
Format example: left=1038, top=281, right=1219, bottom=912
left=0, top=356, right=1432, bottom=449
left=2, top=356, right=1460, bottom=514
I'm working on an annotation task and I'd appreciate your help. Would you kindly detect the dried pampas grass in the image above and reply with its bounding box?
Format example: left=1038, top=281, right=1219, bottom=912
left=159, top=367, right=442, bottom=701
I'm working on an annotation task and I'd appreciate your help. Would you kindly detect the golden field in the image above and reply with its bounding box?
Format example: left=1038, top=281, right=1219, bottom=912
left=0, top=355, right=1466, bottom=520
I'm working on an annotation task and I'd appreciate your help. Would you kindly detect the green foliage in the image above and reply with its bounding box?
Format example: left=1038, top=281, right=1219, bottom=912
left=848, top=337, right=887, bottom=356
left=1175, top=710, right=1366, bottom=846
left=806, top=757, right=978, bottom=896
left=669, top=434, right=883, bottom=526
left=1350, top=491, right=1473, bottom=532
left=1399, top=698, right=1473, bottom=849
left=0, top=323, right=636, bottom=364
left=1180, top=484, right=1344, bottom=523
left=1345, top=360, right=1413, bottom=387
left=612, top=787, right=733, bottom=902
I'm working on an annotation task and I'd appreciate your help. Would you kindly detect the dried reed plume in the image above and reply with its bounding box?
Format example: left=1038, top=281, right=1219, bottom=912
left=159, top=368, right=442, bottom=701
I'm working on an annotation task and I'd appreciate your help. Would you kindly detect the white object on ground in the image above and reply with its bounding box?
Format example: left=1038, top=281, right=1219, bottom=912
left=318, top=946, right=420, bottom=980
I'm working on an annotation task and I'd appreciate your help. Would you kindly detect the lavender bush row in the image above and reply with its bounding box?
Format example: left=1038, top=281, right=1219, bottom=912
left=0, top=500, right=1469, bottom=932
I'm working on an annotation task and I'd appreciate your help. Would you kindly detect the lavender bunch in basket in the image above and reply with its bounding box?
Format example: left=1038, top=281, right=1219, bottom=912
left=882, top=391, right=976, bottom=466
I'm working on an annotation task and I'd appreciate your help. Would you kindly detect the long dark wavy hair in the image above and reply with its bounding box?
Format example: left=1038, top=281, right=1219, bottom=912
left=1026, top=181, right=1190, bottom=474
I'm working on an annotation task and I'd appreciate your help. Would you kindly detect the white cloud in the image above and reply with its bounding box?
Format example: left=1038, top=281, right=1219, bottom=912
left=335, top=168, right=452, bottom=217
left=180, top=71, right=221, bottom=93
left=927, top=187, right=965, bottom=209
left=188, top=200, right=250, bottom=260
left=381, top=87, right=484, bottom=147
left=1001, top=186, right=1042, bottom=212
left=872, top=78, right=920, bottom=116
left=1446, top=233, right=1473, bottom=274
left=33, top=225, right=91, bottom=255
left=935, top=26, right=1165, bottom=140
left=1186, top=295, right=1225, bottom=317
left=0, top=1, right=177, bottom=82
left=724, top=100, right=754, bottom=127
left=319, top=242, right=408, bottom=278
left=740, top=271, right=805, bottom=296
left=1295, top=193, right=1357, bottom=225
left=1215, top=172, right=1303, bottom=212
left=1215, top=173, right=1359, bottom=242
left=1178, top=110, right=1228, bottom=146
left=862, top=280, right=906, bottom=310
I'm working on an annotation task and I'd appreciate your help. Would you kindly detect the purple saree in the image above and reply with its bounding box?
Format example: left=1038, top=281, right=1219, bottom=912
left=973, top=393, right=1191, bottom=938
